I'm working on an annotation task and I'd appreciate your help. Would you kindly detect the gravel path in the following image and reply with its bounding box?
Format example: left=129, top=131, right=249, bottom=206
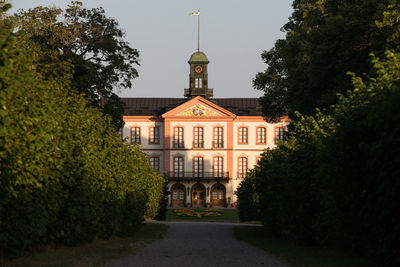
left=104, top=221, right=290, bottom=267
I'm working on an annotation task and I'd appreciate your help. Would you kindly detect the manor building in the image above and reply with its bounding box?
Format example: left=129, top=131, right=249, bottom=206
left=121, top=51, right=289, bottom=207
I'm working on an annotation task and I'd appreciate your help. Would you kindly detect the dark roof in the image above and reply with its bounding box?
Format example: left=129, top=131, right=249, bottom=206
left=121, top=98, right=263, bottom=116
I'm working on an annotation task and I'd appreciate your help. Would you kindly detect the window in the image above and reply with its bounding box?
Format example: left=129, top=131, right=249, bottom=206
left=275, top=127, right=286, bottom=143
left=131, top=127, right=141, bottom=144
left=195, top=78, right=202, bottom=88
left=193, top=157, right=204, bottom=178
left=238, top=157, right=248, bottom=178
left=194, top=127, right=204, bottom=148
left=149, top=156, right=159, bottom=171
left=149, top=127, right=160, bottom=144
left=173, top=157, right=184, bottom=177
left=173, top=127, right=184, bottom=148
left=213, top=127, right=223, bottom=148
left=257, top=127, right=267, bottom=144
left=238, top=127, right=248, bottom=144
left=213, top=191, right=218, bottom=200
left=213, top=157, right=223, bottom=178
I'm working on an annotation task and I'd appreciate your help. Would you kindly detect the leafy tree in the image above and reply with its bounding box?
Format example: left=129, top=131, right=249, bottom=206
left=0, top=2, right=163, bottom=254
left=241, top=51, right=400, bottom=264
left=254, top=0, right=400, bottom=121
left=13, top=1, right=140, bottom=129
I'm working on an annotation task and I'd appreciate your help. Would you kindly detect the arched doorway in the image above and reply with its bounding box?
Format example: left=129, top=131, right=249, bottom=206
left=211, top=183, right=226, bottom=207
left=191, top=183, right=206, bottom=207
left=171, top=183, right=186, bottom=207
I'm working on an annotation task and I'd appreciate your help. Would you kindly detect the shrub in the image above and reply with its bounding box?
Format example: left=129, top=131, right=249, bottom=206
left=0, top=9, right=164, bottom=255
left=236, top=170, right=260, bottom=222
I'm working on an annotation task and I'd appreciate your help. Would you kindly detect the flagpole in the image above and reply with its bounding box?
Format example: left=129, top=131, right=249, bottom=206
left=197, top=9, right=200, bottom=52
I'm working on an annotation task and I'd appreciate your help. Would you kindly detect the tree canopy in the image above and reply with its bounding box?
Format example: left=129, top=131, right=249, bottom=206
left=13, top=1, right=140, bottom=128
left=254, top=0, right=400, bottom=120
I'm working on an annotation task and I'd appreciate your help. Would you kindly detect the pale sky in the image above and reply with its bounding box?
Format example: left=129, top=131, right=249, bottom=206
left=10, top=0, right=293, bottom=98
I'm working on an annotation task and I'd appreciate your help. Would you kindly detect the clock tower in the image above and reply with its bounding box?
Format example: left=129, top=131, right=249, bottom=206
left=184, top=51, right=213, bottom=98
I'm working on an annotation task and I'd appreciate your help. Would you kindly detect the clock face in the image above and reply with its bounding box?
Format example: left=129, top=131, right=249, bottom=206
left=195, top=65, right=203, bottom=73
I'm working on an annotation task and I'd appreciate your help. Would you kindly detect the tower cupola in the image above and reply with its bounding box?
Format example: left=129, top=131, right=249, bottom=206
left=184, top=51, right=213, bottom=98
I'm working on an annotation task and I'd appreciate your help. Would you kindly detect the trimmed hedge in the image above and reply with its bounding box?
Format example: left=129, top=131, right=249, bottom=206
left=237, top=52, right=400, bottom=265
left=0, top=10, right=165, bottom=255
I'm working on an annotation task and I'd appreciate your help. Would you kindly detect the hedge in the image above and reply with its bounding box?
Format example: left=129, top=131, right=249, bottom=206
left=0, top=10, right=165, bottom=255
left=237, top=51, right=400, bottom=266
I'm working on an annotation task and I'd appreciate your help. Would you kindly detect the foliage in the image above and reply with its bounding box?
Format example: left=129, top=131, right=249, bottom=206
left=239, top=51, right=400, bottom=265
left=254, top=0, right=400, bottom=121
left=154, top=180, right=169, bottom=221
left=13, top=1, right=140, bottom=129
left=0, top=3, right=163, bottom=255
left=236, top=169, right=260, bottom=221
left=172, top=209, right=223, bottom=218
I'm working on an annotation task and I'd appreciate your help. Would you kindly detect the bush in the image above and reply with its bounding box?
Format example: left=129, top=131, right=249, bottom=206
left=238, top=52, right=400, bottom=265
left=0, top=10, right=164, bottom=255
left=236, top=170, right=260, bottom=222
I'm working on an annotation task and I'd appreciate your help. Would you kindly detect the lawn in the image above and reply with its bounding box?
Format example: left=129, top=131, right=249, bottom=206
left=166, top=208, right=241, bottom=223
left=3, top=223, right=169, bottom=267
left=233, top=226, right=379, bottom=267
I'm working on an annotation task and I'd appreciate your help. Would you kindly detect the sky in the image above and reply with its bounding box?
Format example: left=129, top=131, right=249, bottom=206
left=10, top=0, right=293, bottom=98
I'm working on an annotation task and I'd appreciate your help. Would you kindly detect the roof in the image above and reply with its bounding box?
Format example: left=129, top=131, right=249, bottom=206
left=188, top=51, right=209, bottom=63
left=121, top=98, right=263, bottom=116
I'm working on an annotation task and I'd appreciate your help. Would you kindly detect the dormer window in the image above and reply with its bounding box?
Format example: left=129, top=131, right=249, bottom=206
left=195, top=78, right=202, bottom=88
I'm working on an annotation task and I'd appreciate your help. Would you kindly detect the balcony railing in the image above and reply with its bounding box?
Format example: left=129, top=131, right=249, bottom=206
left=212, top=141, right=224, bottom=148
left=193, top=141, right=204, bottom=148
left=165, top=171, right=229, bottom=181
left=237, top=172, right=249, bottom=179
left=184, top=88, right=214, bottom=97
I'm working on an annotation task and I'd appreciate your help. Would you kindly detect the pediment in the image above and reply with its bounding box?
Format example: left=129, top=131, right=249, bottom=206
left=177, top=104, right=222, bottom=117
left=162, top=96, right=236, bottom=118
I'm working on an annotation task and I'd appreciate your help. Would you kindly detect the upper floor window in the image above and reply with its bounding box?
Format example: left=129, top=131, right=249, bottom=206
left=149, top=156, right=160, bottom=171
left=149, top=127, right=160, bottom=144
left=238, top=157, right=248, bottom=178
left=275, top=127, right=286, bottom=144
left=173, top=127, right=184, bottom=148
left=173, top=156, right=184, bottom=177
left=193, top=157, right=204, bottom=177
left=213, top=127, right=223, bottom=148
left=256, top=127, right=267, bottom=144
left=131, top=127, right=141, bottom=144
left=194, top=127, right=204, bottom=148
left=238, top=127, right=248, bottom=144
left=213, top=156, right=223, bottom=178
left=195, top=78, right=202, bottom=88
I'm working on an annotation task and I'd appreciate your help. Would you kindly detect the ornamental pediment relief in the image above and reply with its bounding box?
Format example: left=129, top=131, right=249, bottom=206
left=177, top=104, right=222, bottom=117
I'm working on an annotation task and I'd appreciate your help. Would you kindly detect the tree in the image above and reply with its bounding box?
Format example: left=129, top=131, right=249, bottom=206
left=254, top=0, right=400, bottom=121
left=13, top=1, right=140, bottom=129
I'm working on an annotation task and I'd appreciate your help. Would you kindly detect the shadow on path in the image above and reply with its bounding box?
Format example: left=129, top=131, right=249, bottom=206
left=103, top=221, right=290, bottom=267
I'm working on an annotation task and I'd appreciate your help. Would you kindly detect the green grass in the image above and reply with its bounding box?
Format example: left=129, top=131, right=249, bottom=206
left=233, top=226, right=379, bottom=267
left=166, top=208, right=241, bottom=223
left=2, top=223, right=169, bottom=267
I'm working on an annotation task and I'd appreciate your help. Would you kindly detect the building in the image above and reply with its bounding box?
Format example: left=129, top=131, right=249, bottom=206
left=121, top=51, right=289, bottom=207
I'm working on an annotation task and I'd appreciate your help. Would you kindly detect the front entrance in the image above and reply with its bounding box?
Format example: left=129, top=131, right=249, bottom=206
left=171, top=183, right=186, bottom=207
left=211, top=183, right=226, bottom=207
left=191, top=183, right=206, bottom=207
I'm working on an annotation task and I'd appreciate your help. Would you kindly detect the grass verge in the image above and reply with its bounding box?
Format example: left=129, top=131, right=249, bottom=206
left=3, top=223, right=168, bottom=267
left=166, top=208, right=240, bottom=223
left=233, top=226, right=379, bottom=267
